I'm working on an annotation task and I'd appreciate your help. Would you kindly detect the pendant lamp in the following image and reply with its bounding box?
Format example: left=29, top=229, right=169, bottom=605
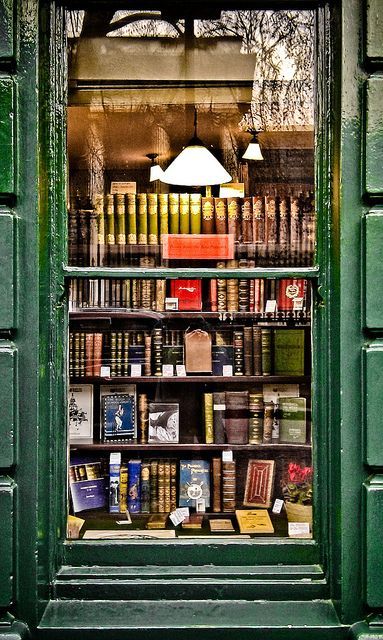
left=242, top=130, right=264, bottom=161
left=146, top=153, right=165, bottom=182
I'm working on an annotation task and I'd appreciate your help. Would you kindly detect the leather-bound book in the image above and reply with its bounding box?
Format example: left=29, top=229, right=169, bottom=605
left=201, top=197, right=215, bottom=233
left=217, top=261, right=227, bottom=312
left=80, top=332, right=86, bottom=378
left=241, top=197, right=253, bottom=243
left=157, top=459, right=165, bottom=513
left=150, top=460, right=159, bottom=513
left=261, top=328, right=272, bottom=376
left=73, top=332, right=80, bottom=378
left=222, top=460, right=236, bottom=512
left=248, top=392, right=264, bottom=444
left=137, top=193, right=148, bottom=244
left=155, top=279, right=166, bottom=311
left=212, top=391, right=226, bottom=444
left=169, top=193, right=180, bottom=234
left=89, top=210, right=98, bottom=267
left=204, top=393, right=214, bottom=444
left=190, top=193, right=202, bottom=234
left=147, top=193, right=159, bottom=245
left=69, top=332, right=74, bottom=378
left=105, top=195, right=116, bottom=266
left=68, top=209, right=79, bottom=266
left=179, top=193, right=190, bottom=234
left=141, top=462, right=151, bottom=513
left=238, top=277, right=249, bottom=312
left=170, top=460, right=177, bottom=511
left=78, top=209, right=91, bottom=267
left=138, top=393, right=148, bottom=444
left=265, top=195, right=277, bottom=249
left=116, top=331, right=123, bottom=377
left=243, top=326, right=253, bottom=376
left=144, top=334, right=152, bottom=376
left=254, top=278, right=265, bottom=313
left=158, top=193, right=169, bottom=239
left=115, top=193, right=126, bottom=264
left=152, top=327, right=163, bottom=377
left=164, top=461, right=171, bottom=513
left=93, top=333, right=103, bottom=377
left=212, top=457, right=222, bottom=512
left=278, top=196, right=289, bottom=265
left=233, top=330, right=244, bottom=376
left=122, top=331, right=129, bottom=376
left=227, top=197, right=240, bottom=241
left=252, top=326, right=262, bottom=376
left=224, top=391, right=249, bottom=444
left=252, top=195, right=265, bottom=244
left=85, top=333, right=94, bottom=377
left=209, top=279, right=218, bottom=312
left=126, top=193, right=137, bottom=244
left=94, top=195, right=106, bottom=266
left=214, top=197, right=227, bottom=234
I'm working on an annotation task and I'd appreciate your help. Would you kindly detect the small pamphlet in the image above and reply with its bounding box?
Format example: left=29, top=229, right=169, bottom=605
left=222, top=450, right=233, bottom=462
left=176, top=364, right=187, bottom=377
left=162, top=364, right=174, bottom=377
left=222, top=364, right=233, bottom=377
left=265, top=299, right=277, bottom=313
left=130, top=364, right=142, bottom=377
left=293, top=297, right=304, bottom=311
left=100, top=366, right=111, bottom=377
left=272, top=499, right=284, bottom=514
left=169, top=507, right=190, bottom=526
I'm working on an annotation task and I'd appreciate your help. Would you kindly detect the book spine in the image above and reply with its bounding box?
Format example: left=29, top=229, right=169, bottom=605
left=265, top=195, right=277, bottom=256
left=252, top=195, right=265, bottom=243
left=209, top=279, right=218, bottom=312
left=74, top=332, right=80, bottom=377
left=190, top=193, right=202, bottom=234
left=290, top=194, right=301, bottom=265
left=126, top=193, right=137, bottom=244
left=225, top=391, right=249, bottom=444
left=85, top=333, right=94, bottom=377
left=212, top=457, right=222, bottom=513
left=69, top=332, right=74, bottom=378
left=144, top=334, right=152, bottom=376
left=68, top=209, right=78, bottom=266
left=254, top=278, right=264, bottom=313
left=141, top=462, right=151, bottom=513
left=241, top=197, right=253, bottom=242
left=169, top=193, right=180, bottom=234
left=105, top=195, right=116, bottom=266
left=150, top=460, right=159, bottom=513
left=157, top=460, right=165, bottom=512
left=127, top=460, right=141, bottom=513
left=261, top=328, right=272, bottom=375
left=252, top=326, right=262, bottom=376
left=78, top=209, right=91, bottom=267
left=110, top=331, right=117, bottom=377
left=233, top=330, right=244, bottom=376
left=123, top=331, right=129, bottom=376
left=201, top=197, right=215, bottom=233
left=138, top=393, right=148, bottom=444
left=278, top=196, right=289, bottom=266
left=115, top=193, right=126, bottom=264
left=147, top=193, right=159, bottom=245
left=214, top=197, right=227, bottom=234
left=109, top=454, right=121, bottom=513
left=179, top=193, right=190, bottom=234
left=226, top=277, right=238, bottom=312
left=271, top=401, right=280, bottom=443
left=238, top=278, right=249, bottom=312
left=155, top=279, right=166, bottom=311
left=94, top=195, right=106, bottom=266
left=164, top=461, right=171, bottom=513
left=204, top=393, right=214, bottom=444
left=119, top=463, right=128, bottom=513
left=263, top=402, right=274, bottom=443
left=80, top=332, right=86, bottom=377
left=137, top=193, right=148, bottom=244
left=212, top=391, right=226, bottom=444
left=93, top=333, right=103, bottom=377
left=89, top=210, right=98, bottom=267
left=116, top=331, right=123, bottom=377
left=227, top=197, right=240, bottom=241
left=248, top=393, right=264, bottom=444
left=140, top=278, right=152, bottom=309
left=170, top=460, right=177, bottom=511
left=217, top=261, right=227, bottom=312
left=243, top=326, right=253, bottom=376
left=158, top=194, right=169, bottom=239
left=222, top=460, right=236, bottom=513
left=152, top=327, right=163, bottom=376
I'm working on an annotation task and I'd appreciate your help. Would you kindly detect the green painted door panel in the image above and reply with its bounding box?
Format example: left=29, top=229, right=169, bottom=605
left=0, top=79, right=15, bottom=195
left=0, top=343, right=16, bottom=467
left=366, top=0, right=383, bottom=61
left=364, top=476, right=383, bottom=607
left=363, top=343, right=383, bottom=466
left=0, top=476, right=14, bottom=607
left=0, top=0, right=13, bottom=59
left=0, top=211, right=15, bottom=329
left=365, top=78, right=383, bottom=195
left=364, top=212, right=383, bottom=328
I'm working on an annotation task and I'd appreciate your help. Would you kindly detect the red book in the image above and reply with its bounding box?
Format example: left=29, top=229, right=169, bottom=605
left=85, top=333, right=94, bottom=377
left=209, top=279, right=218, bottom=312
left=170, top=279, right=202, bottom=310
left=277, top=279, right=306, bottom=311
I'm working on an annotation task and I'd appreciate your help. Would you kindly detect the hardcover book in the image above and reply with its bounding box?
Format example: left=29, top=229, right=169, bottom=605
left=224, top=391, right=249, bottom=444
left=68, top=384, right=93, bottom=443
left=243, top=459, right=275, bottom=508
left=212, top=392, right=226, bottom=444
left=127, top=459, right=142, bottom=513
left=212, top=346, right=234, bottom=376
left=179, top=460, right=210, bottom=508
left=222, top=460, right=236, bottom=512
left=212, top=456, right=222, bottom=512
left=278, top=397, right=307, bottom=443
left=148, top=403, right=179, bottom=443
left=235, top=509, right=274, bottom=534
left=277, top=279, right=306, bottom=311
left=209, top=518, right=234, bottom=532
left=273, top=329, right=305, bottom=376
left=170, top=279, right=202, bottom=311
left=109, top=452, right=121, bottom=514
left=102, top=393, right=136, bottom=442
left=70, top=477, right=106, bottom=513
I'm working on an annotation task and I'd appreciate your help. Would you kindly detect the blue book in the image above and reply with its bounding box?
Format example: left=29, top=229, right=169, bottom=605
left=109, top=452, right=121, bottom=513
left=70, top=478, right=106, bottom=513
left=102, top=393, right=135, bottom=442
left=212, top=346, right=234, bottom=376
left=128, top=459, right=142, bottom=513
left=179, top=459, right=210, bottom=508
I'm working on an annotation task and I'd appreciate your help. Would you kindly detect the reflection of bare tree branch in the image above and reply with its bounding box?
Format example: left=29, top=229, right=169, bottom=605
left=108, top=13, right=183, bottom=36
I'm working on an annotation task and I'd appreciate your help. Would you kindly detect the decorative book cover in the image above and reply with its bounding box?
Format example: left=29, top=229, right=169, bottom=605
left=100, top=385, right=136, bottom=437
left=68, top=385, right=93, bottom=443
left=222, top=460, right=236, bottom=512
left=170, top=279, right=202, bottom=311
left=235, top=509, right=274, bottom=534
left=179, top=193, right=190, bottom=234
left=70, top=477, right=106, bottom=513
left=148, top=403, right=179, bottom=443
left=102, top=393, right=135, bottom=441
left=241, top=197, right=253, bottom=243
left=214, top=197, right=227, bottom=234
left=201, top=197, right=215, bottom=234
left=273, top=329, right=305, bottom=376
left=109, top=452, right=121, bottom=513
left=190, top=193, right=202, bottom=234
left=179, top=460, right=210, bottom=508
left=278, top=397, right=307, bottom=443
left=277, top=279, right=306, bottom=311
left=243, top=459, right=275, bottom=508
left=127, top=459, right=142, bottom=513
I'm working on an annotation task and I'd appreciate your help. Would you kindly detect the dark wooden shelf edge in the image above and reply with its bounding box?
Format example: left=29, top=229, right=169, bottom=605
left=70, top=442, right=312, bottom=451
left=70, top=375, right=310, bottom=383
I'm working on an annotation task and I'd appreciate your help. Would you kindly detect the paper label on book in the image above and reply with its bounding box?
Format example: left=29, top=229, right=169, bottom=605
left=100, top=366, right=111, bottom=377
left=222, top=365, right=233, bottom=377
left=176, top=364, right=186, bottom=377
left=162, top=364, right=174, bottom=377
left=293, top=297, right=304, bottom=311
left=110, top=181, right=136, bottom=194
left=265, top=299, right=277, bottom=313
left=213, top=404, right=226, bottom=411
left=288, top=522, right=311, bottom=537
left=130, top=364, right=142, bottom=377
left=165, top=297, right=179, bottom=311
left=222, top=450, right=233, bottom=462
left=196, top=498, right=206, bottom=513
left=272, top=499, right=284, bottom=514
left=169, top=507, right=189, bottom=526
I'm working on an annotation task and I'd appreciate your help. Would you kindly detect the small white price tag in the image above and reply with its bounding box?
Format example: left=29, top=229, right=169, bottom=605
left=100, top=366, right=111, bottom=377
left=196, top=498, right=206, bottom=513
left=293, top=297, right=304, bottom=311
left=169, top=507, right=189, bottom=526
left=272, top=499, right=284, bottom=514
left=130, top=364, right=142, bottom=377
left=222, top=450, right=233, bottom=462
left=165, top=297, right=179, bottom=311
left=162, top=364, right=174, bottom=377
left=176, top=364, right=187, bottom=377
left=288, top=522, right=311, bottom=538
left=222, top=365, right=233, bottom=377
left=265, top=299, right=277, bottom=313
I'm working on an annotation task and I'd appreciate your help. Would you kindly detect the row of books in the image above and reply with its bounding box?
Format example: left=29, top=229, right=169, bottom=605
left=69, top=455, right=268, bottom=516
left=69, top=383, right=308, bottom=446
left=68, top=191, right=315, bottom=267
left=69, top=276, right=309, bottom=315
left=69, top=327, right=305, bottom=379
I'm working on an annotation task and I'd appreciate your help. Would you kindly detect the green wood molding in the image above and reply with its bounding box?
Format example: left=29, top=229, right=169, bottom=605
left=365, top=78, right=383, bottom=195
left=363, top=476, right=383, bottom=608
left=364, top=212, right=383, bottom=328
left=0, top=477, right=14, bottom=608
left=0, top=211, right=15, bottom=329
left=0, top=343, right=17, bottom=467
left=0, top=78, right=15, bottom=195
left=0, top=0, right=13, bottom=60
left=366, top=0, right=383, bottom=62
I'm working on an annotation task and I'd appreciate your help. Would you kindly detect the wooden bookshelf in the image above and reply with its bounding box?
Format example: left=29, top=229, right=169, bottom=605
left=70, top=442, right=312, bottom=451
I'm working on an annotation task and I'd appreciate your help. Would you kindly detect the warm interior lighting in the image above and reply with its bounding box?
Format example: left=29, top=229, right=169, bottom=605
left=161, top=110, right=232, bottom=186
left=146, top=153, right=165, bottom=182
left=242, top=131, right=264, bottom=161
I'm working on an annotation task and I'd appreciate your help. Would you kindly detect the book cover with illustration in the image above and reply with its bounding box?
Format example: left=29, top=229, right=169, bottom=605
left=102, top=392, right=136, bottom=441
left=179, top=459, right=210, bottom=508
left=148, top=403, right=179, bottom=443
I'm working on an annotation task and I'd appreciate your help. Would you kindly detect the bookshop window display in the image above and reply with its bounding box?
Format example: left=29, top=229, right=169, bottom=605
left=66, top=6, right=316, bottom=541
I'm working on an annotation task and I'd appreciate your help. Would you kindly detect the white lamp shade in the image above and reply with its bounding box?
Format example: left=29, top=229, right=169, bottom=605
left=161, top=144, right=232, bottom=186
left=150, top=164, right=165, bottom=182
left=242, top=141, right=264, bottom=161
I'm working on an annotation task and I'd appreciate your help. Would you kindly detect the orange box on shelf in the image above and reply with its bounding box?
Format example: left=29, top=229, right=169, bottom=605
left=161, top=234, right=235, bottom=260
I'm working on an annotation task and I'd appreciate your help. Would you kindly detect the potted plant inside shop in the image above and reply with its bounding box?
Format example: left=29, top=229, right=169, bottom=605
left=282, top=463, right=313, bottom=524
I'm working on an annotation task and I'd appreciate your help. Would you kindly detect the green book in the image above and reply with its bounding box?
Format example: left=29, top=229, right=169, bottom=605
left=137, top=193, right=148, bottom=244
left=279, top=397, right=307, bottom=443
left=169, top=193, right=180, bottom=234
left=273, top=329, right=305, bottom=376
left=190, top=193, right=202, bottom=234
left=147, top=193, right=158, bottom=245
left=179, top=193, right=190, bottom=234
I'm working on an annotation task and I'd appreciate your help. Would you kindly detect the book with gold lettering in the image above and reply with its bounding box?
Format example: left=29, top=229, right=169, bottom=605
left=190, top=193, right=202, bottom=234
left=235, top=509, right=274, bottom=534
left=169, top=193, right=180, bottom=234
left=214, top=197, right=227, bottom=234
left=126, top=193, right=137, bottom=244
left=179, top=193, right=190, bottom=234
left=147, top=193, right=159, bottom=244
left=137, top=193, right=148, bottom=244
left=158, top=193, right=169, bottom=238
left=201, top=197, right=215, bottom=234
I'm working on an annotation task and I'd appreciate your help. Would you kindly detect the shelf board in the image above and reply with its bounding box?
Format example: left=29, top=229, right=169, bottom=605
left=70, top=442, right=312, bottom=451
left=70, top=375, right=310, bottom=384
left=63, top=265, right=320, bottom=279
